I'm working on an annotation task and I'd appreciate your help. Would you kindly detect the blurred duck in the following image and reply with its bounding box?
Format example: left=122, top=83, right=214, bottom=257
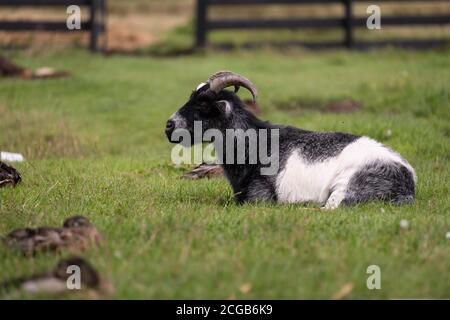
left=0, top=161, right=21, bottom=188
left=4, top=216, right=102, bottom=257
left=0, top=257, right=113, bottom=298
left=182, top=162, right=224, bottom=180
left=0, top=55, right=69, bottom=79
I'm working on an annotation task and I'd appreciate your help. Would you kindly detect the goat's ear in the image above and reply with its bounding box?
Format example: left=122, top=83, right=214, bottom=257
left=215, top=100, right=232, bottom=116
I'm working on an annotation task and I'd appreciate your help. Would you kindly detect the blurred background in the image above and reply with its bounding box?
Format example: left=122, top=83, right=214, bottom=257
left=1, top=0, right=449, bottom=54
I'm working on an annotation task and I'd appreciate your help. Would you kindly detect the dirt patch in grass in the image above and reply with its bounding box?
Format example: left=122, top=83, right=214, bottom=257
left=0, top=105, right=90, bottom=160
left=275, top=97, right=362, bottom=115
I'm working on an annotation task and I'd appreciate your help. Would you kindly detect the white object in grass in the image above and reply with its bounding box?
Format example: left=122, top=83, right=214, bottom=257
left=400, top=219, right=409, bottom=229
left=0, top=151, right=25, bottom=162
left=446, top=232, right=450, bottom=239
left=384, top=129, right=392, bottom=138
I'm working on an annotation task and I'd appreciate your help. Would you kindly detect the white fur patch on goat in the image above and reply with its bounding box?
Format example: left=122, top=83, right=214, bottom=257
left=169, top=112, right=187, bottom=128
left=276, top=136, right=416, bottom=205
left=196, top=82, right=207, bottom=91
left=276, top=152, right=338, bottom=204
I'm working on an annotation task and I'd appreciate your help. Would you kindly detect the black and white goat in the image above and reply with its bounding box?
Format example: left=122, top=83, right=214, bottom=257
left=165, top=71, right=416, bottom=209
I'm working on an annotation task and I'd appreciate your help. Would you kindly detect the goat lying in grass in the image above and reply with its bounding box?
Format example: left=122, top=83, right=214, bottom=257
left=165, top=71, right=416, bottom=209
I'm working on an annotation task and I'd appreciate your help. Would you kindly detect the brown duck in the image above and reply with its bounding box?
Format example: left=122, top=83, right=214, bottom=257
left=0, top=161, right=21, bottom=188
left=0, top=55, right=69, bottom=79
left=0, top=256, right=113, bottom=298
left=4, top=216, right=102, bottom=257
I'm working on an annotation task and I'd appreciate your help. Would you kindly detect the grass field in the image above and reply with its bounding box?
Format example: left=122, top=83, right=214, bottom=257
left=0, top=47, right=449, bottom=299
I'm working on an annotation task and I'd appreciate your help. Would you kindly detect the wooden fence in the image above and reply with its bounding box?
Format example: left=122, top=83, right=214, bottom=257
left=0, top=0, right=107, bottom=52
left=196, top=0, right=450, bottom=49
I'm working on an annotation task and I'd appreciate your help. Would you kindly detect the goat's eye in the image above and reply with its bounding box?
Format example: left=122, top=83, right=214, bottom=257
left=198, top=103, right=214, bottom=116
left=198, top=103, right=209, bottom=112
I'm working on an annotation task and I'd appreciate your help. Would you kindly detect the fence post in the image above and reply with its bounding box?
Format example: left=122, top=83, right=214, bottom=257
left=196, top=0, right=207, bottom=48
left=90, top=0, right=100, bottom=52
left=100, top=0, right=107, bottom=52
left=344, top=0, right=354, bottom=48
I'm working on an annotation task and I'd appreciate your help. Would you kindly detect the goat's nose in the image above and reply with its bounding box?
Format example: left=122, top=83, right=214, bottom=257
left=166, top=119, right=175, bottom=131
left=165, top=119, right=175, bottom=138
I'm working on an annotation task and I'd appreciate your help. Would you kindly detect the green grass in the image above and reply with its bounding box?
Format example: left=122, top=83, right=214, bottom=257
left=0, top=48, right=449, bottom=299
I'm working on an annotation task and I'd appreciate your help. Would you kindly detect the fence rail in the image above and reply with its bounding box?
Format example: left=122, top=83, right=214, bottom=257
left=0, top=0, right=107, bottom=52
left=196, top=0, right=450, bottom=49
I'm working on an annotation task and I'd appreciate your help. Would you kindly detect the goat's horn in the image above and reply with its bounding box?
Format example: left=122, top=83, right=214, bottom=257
left=207, top=71, right=258, bottom=102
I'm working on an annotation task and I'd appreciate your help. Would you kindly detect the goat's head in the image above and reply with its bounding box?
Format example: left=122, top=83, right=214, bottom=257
left=165, top=71, right=258, bottom=145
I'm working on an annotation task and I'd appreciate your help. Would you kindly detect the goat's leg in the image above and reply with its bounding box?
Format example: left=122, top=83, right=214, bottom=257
left=236, top=178, right=277, bottom=204
left=321, top=169, right=354, bottom=209
left=323, top=188, right=347, bottom=209
left=322, top=174, right=353, bottom=210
